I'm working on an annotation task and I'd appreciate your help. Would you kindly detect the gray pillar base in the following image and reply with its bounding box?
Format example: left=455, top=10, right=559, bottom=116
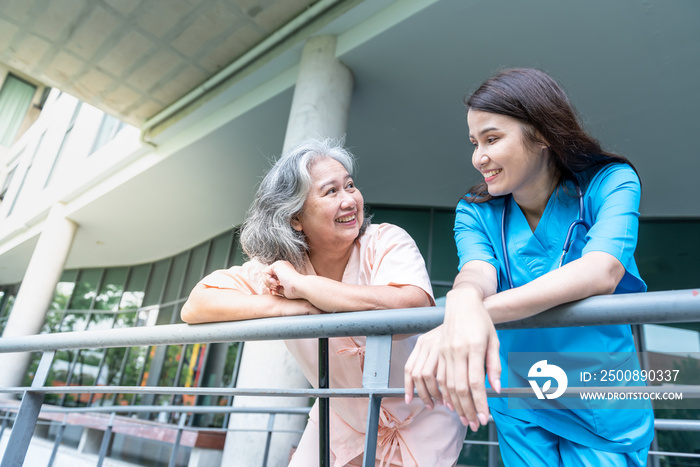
left=77, top=427, right=110, bottom=455
left=188, top=447, right=223, bottom=467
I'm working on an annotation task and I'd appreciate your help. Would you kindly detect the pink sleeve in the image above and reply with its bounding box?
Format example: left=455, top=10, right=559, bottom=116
left=363, top=223, right=435, bottom=304
left=198, top=260, right=268, bottom=295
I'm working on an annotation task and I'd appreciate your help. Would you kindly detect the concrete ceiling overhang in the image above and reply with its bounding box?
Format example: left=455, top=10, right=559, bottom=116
left=0, top=0, right=324, bottom=126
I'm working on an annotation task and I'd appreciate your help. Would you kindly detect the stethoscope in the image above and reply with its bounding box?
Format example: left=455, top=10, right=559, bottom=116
left=500, top=184, right=590, bottom=290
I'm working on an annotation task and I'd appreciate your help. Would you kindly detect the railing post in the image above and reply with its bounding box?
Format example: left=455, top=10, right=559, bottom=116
left=47, top=414, right=69, bottom=467
left=96, top=412, right=115, bottom=467
left=0, top=410, right=9, bottom=443
left=361, top=335, right=392, bottom=467
left=488, top=422, right=498, bottom=467
left=262, top=413, right=276, bottom=467
left=318, top=337, right=330, bottom=467
left=168, top=413, right=187, bottom=467
left=0, top=350, right=54, bottom=467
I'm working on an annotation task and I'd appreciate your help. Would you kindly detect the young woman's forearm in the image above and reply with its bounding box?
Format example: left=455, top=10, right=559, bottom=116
left=448, top=261, right=499, bottom=302
left=484, top=251, right=625, bottom=324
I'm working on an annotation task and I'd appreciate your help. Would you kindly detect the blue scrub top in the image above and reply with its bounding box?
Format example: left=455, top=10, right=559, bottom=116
left=454, top=163, right=654, bottom=452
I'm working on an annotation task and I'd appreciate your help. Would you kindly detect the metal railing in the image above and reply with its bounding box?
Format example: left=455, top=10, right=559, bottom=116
left=0, top=288, right=698, bottom=466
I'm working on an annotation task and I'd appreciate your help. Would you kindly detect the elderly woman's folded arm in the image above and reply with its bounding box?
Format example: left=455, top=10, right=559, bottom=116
left=180, top=284, right=320, bottom=324
left=289, top=277, right=431, bottom=313
left=262, top=260, right=432, bottom=313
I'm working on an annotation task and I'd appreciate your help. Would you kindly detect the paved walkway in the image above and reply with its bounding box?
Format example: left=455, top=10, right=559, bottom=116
left=0, top=429, right=143, bottom=467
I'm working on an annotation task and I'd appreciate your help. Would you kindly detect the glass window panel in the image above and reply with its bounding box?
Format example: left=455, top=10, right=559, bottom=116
left=119, top=291, right=144, bottom=310
left=432, top=285, right=451, bottom=300
left=86, top=312, right=116, bottom=331
left=0, top=165, right=16, bottom=199
left=40, top=310, right=64, bottom=334
left=44, top=102, right=81, bottom=189
left=99, top=347, right=126, bottom=386
left=367, top=206, right=431, bottom=259
left=644, top=324, right=700, bottom=354
left=637, top=220, right=700, bottom=291
left=90, top=114, right=121, bottom=154
left=50, top=282, right=76, bottom=312
left=0, top=74, right=36, bottom=146
left=162, top=252, right=188, bottom=303
left=155, top=304, right=175, bottom=326
left=207, top=230, right=233, bottom=272
left=58, top=269, right=79, bottom=283
left=430, top=209, right=459, bottom=282
left=228, top=230, right=246, bottom=267
left=69, top=269, right=103, bottom=309
left=119, top=346, right=149, bottom=388
left=178, top=343, right=206, bottom=389
left=52, top=353, right=73, bottom=392
left=206, top=342, right=242, bottom=427
left=59, top=312, right=89, bottom=333
left=134, top=308, right=158, bottom=327
left=113, top=311, right=137, bottom=329
left=458, top=430, right=490, bottom=466
left=142, top=259, right=170, bottom=306
left=222, top=342, right=241, bottom=388
left=120, top=264, right=149, bottom=310
left=6, top=135, right=42, bottom=216
left=23, top=351, right=61, bottom=406
left=132, top=346, right=157, bottom=406
left=125, top=264, right=149, bottom=292
left=77, top=349, right=103, bottom=385
left=155, top=345, right=183, bottom=392
left=95, top=267, right=127, bottom=311
left=181, top=243, right=208, bottom=299
left=102, top=346, right=142, bottom=407
left=0, top=290, right=16, bottom=324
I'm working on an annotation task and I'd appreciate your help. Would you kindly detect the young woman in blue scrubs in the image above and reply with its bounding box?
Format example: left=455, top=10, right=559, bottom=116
left=404, top=68, right=654, bottom=465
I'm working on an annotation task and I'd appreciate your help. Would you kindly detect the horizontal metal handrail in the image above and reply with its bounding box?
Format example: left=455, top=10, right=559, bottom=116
left=0, top=289, right=698, bottom=354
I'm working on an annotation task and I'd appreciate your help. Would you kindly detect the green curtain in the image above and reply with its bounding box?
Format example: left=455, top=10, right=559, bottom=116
left=0, top=75, right=36, bottom=146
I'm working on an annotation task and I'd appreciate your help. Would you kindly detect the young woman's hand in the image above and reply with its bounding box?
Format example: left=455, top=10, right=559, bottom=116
left=439, top=288, right=501, bottom=431
left=405, top=260, right=501, bottom=430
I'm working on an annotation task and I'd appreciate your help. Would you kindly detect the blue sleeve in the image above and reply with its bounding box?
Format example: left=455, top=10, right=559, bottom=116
left=582, top=164, right=646, bottom=293
left=454, top=199, right=501, bottom=272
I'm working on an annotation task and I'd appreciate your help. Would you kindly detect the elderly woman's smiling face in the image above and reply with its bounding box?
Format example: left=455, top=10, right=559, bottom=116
left=291, top=157, right=364, bottom=252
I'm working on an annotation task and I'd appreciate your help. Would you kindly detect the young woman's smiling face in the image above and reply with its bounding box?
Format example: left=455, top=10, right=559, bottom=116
left=468, top=109, right=555, bottom=205
left=292, top=157, right=364, bottom=253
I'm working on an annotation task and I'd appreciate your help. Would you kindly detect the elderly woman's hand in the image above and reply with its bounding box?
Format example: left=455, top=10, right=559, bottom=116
left=263, top=260, right=305, bottom=300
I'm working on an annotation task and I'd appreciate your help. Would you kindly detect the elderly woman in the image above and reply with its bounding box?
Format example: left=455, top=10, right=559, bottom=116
left=181, top=139, right=466, bottom=467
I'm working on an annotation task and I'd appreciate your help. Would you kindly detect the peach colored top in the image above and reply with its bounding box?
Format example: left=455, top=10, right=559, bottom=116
left=198, top=223, right=466, bottom=466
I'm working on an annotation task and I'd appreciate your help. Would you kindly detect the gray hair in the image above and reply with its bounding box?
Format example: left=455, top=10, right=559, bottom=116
left=240, top=138, right=371, bottom=270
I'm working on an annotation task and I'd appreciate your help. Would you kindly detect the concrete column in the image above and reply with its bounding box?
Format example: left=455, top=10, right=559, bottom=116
left=223, top=341, right=309, bottom=467
left=0, top=203, right=77, bottom=389
left=188, top=447, right=223, bottom=467
left=282, top=34, right=354, bottom=151
left=221, top=35, right=354, bottom=467
left=77, top=427, right=107, bottom=454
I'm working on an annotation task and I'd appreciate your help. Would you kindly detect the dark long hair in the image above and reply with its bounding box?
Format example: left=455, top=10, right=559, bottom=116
left=463, top=68, right=637, bottom=202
